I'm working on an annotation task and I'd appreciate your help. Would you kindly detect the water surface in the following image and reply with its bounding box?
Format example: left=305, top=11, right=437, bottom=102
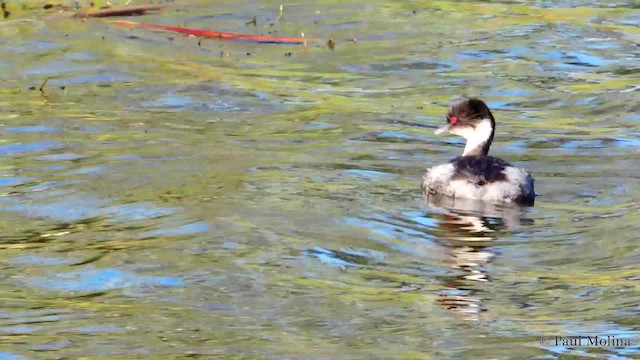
left=0, top=0, right=639, bottom=358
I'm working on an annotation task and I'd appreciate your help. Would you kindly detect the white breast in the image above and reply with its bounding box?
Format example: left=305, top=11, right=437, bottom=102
left=422, top=164, right=534, bottom=204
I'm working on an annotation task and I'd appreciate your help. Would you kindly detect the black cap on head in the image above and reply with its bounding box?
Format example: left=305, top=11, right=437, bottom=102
left=434, top=98, right=496, bottom=138
left=446, top=98, right=495, bottom=127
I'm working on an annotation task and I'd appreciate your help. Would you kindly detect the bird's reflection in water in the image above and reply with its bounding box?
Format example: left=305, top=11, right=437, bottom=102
left=424, top=194, right=534, bottom=320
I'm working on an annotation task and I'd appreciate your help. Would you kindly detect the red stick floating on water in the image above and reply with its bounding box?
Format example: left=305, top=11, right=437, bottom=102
left=110, top=20, right=314, bottom=44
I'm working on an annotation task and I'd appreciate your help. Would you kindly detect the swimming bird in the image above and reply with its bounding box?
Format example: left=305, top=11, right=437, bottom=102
left=422, top=99, right=535, bottom=205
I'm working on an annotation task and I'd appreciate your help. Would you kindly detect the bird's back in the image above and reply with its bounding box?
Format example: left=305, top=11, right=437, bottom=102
left=422, top=155, right=534, bottom=205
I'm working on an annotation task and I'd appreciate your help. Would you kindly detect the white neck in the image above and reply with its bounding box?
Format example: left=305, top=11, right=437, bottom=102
left=452, top=118, right=494, bottom=156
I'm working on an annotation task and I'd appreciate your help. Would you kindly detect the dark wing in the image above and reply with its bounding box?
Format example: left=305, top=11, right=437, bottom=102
left=449, top=155, right=510, bottom=185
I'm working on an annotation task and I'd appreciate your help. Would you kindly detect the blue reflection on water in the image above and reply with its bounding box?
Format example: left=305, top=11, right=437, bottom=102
left=0, top=141, right=62, bottom=156
left=3, top=126, right=61, bottom=133
left=23, top=268, right=183, bottom=292
left=0, top=352, right=25, bottom=360
left=141, top=221, right=211, bottom=238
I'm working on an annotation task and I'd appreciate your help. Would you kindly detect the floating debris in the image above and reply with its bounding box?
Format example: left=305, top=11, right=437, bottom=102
left=73, top=3, right=170, bottom=18
left=327, top=36, right=336, bottom=50
left=39, top=76, right=50, bottom=93
left=245, top=15, right=257, bottom=26
left=277, top=4, right=283, bottom=21
left=1, top=1, right=10, bottom=18
left=111, top=20, right=316, bottom=44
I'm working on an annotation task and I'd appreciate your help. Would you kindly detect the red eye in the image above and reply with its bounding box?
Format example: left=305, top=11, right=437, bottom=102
left=451, top=117, right=457, bottom=124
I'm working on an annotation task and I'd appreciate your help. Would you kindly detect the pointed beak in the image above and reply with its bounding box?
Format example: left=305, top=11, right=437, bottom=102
left=435, top=124, right=451, bottom=135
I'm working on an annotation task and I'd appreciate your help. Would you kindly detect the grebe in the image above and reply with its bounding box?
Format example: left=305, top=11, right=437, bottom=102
left=422, top=99, right=535, bottom=205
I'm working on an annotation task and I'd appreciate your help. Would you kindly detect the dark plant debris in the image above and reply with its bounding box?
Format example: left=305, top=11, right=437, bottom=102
left=327, top=37, right=336, bottom=50
left=39, top=76, right=51, bottom=93
left=73, top=3, right=170, bottom=18
left=2, top=1, right=10, bottom=18
left=245, top=16, right=257, bottom=26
